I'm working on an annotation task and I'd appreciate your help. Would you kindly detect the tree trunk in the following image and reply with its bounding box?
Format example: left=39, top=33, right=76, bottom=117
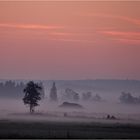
left=30, top=104, right=35, bottom=113
left=30, top=104, right=33, bottom=113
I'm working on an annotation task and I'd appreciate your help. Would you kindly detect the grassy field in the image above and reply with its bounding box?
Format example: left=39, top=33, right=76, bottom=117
left=0, top=119, right=140, bottom=139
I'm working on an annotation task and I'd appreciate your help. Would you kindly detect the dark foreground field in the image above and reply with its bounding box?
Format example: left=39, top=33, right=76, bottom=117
left=0, top=119, right=140, bottom=139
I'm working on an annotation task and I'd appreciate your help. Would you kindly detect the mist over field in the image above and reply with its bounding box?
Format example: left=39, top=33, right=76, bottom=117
left=0, top=79, right=140, bottom=124
left=0, top=79, right=140, bottom=139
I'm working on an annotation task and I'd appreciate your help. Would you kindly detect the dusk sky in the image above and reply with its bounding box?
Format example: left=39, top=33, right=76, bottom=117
left=0, top=1, right=140, bottom=80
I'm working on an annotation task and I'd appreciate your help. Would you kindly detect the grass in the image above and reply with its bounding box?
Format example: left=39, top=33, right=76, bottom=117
left=0, top=119, right=140, bottom=138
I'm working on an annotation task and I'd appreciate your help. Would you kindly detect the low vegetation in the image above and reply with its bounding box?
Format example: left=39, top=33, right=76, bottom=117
left=0, top=120, right=140, bottom=138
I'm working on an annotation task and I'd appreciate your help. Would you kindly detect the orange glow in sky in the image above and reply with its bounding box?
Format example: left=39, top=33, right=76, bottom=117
left=0, top=1, right=140, bottom=80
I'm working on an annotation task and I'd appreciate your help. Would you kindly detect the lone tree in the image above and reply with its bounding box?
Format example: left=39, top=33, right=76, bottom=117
left=23, top=81, right=42, bottom=113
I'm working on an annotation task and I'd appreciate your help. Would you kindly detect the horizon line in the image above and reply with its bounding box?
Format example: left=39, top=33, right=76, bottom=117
left=0, top=78, right=140, bottom=82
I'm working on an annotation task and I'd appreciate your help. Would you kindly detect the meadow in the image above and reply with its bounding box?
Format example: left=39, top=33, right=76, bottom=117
left=0, top=117, right=140, bottom=139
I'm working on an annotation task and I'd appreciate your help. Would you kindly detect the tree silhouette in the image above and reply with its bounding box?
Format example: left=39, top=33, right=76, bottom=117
left=23, top=81, right=42, bottom=113
left=82, top=92, right=92, bottom=101
left=119, top=92, right=140, bottom=104
left=64, top=88, right=79, bottom=102
left=50, top=82, right=57, bottom=101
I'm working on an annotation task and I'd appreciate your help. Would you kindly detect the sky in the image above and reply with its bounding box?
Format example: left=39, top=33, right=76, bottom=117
left=0, top=1, right=140, bottom=80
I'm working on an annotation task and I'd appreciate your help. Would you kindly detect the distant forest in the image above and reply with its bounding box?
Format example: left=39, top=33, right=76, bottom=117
left=0, top=80, right=44, bottom=98
left=0, top=79, right=140, bottom=101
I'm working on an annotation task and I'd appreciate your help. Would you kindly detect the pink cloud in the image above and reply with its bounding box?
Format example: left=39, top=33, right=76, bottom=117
left=80, top=13, right=140, bottom=26
left=100, top=30, right=140, bottom=45
left=100, top=30, right=140, bottom=43
left=0, top=23, right=64, bottom=30
left=49, top=32, right=73, bottom=36
left=101, top=31, right=140, bottom=37
left=50, top=38, right=95, bottom=44
left=115, top=38, right=140, bottom=45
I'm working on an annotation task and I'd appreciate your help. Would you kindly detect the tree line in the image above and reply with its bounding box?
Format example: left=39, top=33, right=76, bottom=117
left=0, top=80, right=139, bottom=113
left=22, top=81, right=103, bottom=113
left=0, top=81, right=25, bottom=98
